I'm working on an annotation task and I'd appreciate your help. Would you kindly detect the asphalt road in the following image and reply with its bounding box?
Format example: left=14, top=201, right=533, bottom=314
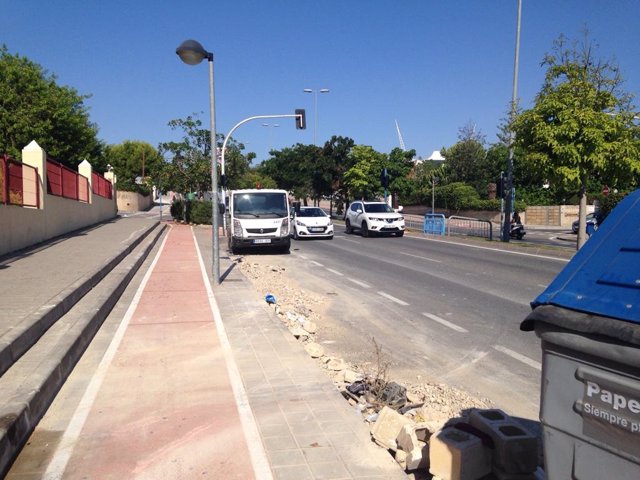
left=285, top=229, right=572, bottom=421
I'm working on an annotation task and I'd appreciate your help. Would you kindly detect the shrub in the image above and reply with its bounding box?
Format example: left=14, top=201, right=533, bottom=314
left=190, top=201, right=212, bottom=224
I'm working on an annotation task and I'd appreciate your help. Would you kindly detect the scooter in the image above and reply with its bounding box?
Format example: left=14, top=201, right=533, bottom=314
left=510, top=223, right=526, bottom=240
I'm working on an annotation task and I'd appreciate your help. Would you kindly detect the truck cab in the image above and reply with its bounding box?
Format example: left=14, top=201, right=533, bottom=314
left=226, top=189, right=291, bottom=254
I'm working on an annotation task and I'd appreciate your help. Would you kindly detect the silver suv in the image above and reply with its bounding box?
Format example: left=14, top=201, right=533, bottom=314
left=345, top=201, right=405, bottom=237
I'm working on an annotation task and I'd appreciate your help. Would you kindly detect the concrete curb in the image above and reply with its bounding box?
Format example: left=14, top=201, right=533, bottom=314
left=0, top=224, right=167, bottom=478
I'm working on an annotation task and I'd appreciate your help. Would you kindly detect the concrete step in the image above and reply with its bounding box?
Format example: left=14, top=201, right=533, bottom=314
left=0, top=223, right=167, bottom=477
left=0, top=220, right=162, bottom=378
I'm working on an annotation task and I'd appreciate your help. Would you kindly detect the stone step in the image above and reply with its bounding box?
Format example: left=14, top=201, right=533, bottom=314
left=0, top=223, right=167, bottom=478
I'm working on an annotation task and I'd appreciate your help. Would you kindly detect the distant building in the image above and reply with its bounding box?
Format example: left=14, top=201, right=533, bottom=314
left=414, top=150, right=445, bottom=165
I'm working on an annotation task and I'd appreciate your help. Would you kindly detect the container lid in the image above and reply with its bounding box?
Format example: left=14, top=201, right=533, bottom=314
left=531, top=189, right=640, bottom=324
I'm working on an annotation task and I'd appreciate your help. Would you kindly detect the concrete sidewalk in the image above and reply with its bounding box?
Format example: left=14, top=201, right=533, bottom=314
left=3, top=219, right=405, bottom=479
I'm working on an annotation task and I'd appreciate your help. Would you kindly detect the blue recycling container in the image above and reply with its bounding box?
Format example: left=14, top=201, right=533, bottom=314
left=521, top=189, right=640, bottom=480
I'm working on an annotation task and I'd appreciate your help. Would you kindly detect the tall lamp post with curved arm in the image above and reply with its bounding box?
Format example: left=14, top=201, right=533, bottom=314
left=176, top=39, right=220, bottom=284
left=303, top=88, right=329, bottom=146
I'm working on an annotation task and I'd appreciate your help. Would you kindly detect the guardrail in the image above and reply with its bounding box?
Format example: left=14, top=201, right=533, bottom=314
left=423, top=214, right=446, bottom=236
left=1, top=154, right=40, bottom=207
left=447, top=216, right=493, bottom=241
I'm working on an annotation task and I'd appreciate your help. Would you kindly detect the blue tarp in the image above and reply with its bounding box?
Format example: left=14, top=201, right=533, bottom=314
left=532, top=189, right=640, bottom=324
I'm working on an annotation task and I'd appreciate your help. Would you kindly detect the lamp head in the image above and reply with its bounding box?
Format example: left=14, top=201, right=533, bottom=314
left=176, top=40, right=212, bottom=65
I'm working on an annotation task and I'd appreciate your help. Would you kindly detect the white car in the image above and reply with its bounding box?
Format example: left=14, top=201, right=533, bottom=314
left=345, top=200, right=405, bottom=237
left=292, top=206, right=334, bottom=240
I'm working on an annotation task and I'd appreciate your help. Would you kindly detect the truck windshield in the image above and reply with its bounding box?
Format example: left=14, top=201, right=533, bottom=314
left=233, top=192, right=288, bottom=218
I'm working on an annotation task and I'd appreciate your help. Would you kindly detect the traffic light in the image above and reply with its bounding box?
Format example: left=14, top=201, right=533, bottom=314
left=295, top=109, right=306, bottom=129
left=496, top=174, right=505, bottom=198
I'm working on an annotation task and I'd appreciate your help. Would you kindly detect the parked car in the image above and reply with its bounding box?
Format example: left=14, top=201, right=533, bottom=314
left=292, top=206, right=334, bottom=240
left=344, top=200, right=405, bottom=237
left=572, top=212, right=596, bottom=234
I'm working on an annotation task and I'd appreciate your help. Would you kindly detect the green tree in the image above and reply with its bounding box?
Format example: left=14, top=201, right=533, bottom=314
left=104, top=140, right=164, bottom=193
left=512, top=33, right=640, bottom=247
left=321, top=135, right=355, bottom=215
left=0, top=46, right=103, bottom=168
left=441, top=123, right=488, bottom=195
left=343, top=145, right=385, bottom=200
left=158, top=115, right=222, bottom=195
left=259, top=143, right=322, bottom=201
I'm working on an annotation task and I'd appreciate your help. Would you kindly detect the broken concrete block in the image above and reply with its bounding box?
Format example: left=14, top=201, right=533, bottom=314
left=326, top=358, right=346, bottom=371
left=429, top=428, right=491, bottom=480
left=469, top=410, right=537, bottom=474
left=395, top=449, right=407, bottom=469
left=304, top=342, right=324, bottom=358
left=301, top=320, right=317, bottom=333
left=406, top=442, right=429, bottom=471
left=288, top=325, right=308, bottom=339
left=371, top=406, right=413, bottom=451
left=414, top=422, right=432, bottom=442
left=343, top=369, right=361, bottom=383
left=397, top=424, right=420, bottom=453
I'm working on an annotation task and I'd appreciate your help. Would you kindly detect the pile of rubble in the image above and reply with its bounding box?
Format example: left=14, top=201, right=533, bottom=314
left=238, top=259, right=543, bottom=479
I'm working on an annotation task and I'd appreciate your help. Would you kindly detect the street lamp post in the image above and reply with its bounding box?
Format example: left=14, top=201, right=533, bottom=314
left=303, top=88, right=329, bottom=145
left=261, top=123, right=280, bottom=152
left=176, top=39, right=220, bottom=284
left=431, top=176, right=439, bottom=215
left=502, top=0, right=522, bottom=243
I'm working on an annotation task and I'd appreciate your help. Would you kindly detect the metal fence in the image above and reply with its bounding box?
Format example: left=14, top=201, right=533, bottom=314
left=46, top=157, right=88, bottom=202
left=1, top=154, right=40, bottom=207
left=92, top=172, right=113, bottom=199
left=447, top=216, right=493, bottom=241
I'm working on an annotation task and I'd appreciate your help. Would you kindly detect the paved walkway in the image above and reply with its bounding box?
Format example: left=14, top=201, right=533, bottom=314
left=4, top=217, right=405, bottom=479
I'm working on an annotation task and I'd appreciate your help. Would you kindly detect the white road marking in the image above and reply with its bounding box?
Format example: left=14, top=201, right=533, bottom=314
left=421, top=312, right=469, bottom=333
left=45, top=228, right=171, bottom=480
left=340, top=237, right=360, bottom=244
left=298, top=254, right=309, bottom=260
left=348, top=278, right=371, bottom=288
left=326, top=268, right=344, bottom=276
left=493, top=345, right=542, bottom=371
left=377, top=291, right=409, bottom=306
left=537, top=284, right=548, bottom=289
left=399, top=252, right=442, bottom=263
left=310, top=260, right=324, bottom=267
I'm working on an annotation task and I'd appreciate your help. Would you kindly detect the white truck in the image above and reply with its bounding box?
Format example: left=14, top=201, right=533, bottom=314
left=225, top=189, right=291, bottom=254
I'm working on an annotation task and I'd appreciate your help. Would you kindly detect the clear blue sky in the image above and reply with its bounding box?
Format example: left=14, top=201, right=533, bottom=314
left=4, top=1, right=639, bottom=164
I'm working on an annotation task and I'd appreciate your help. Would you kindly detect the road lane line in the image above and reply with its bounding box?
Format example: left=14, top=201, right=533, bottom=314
left=493, top=345, right=541, bottom=371
left=326, top=268, right=344, bottom=276
left=399, top=252, right=442, bottom=263
left=421, top=312, right=468, bottom=333
left=340, top=237, right=360, bottom=244
left=377, top=291, right=409, bottom=306
left=298, top=254, right=309, bottom=259
left=45, top=227, right=171, bottom=480
left=310, top=260, right=324, bottom=267
left=348, top=278, right=371, bottom=288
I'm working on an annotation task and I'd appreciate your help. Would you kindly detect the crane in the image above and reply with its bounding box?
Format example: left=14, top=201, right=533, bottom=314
left=395, top=120, right=406, bottom=151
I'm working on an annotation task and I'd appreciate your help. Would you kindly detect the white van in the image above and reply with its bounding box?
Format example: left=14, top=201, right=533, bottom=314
left=226, top=189, right=291, bottom=254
